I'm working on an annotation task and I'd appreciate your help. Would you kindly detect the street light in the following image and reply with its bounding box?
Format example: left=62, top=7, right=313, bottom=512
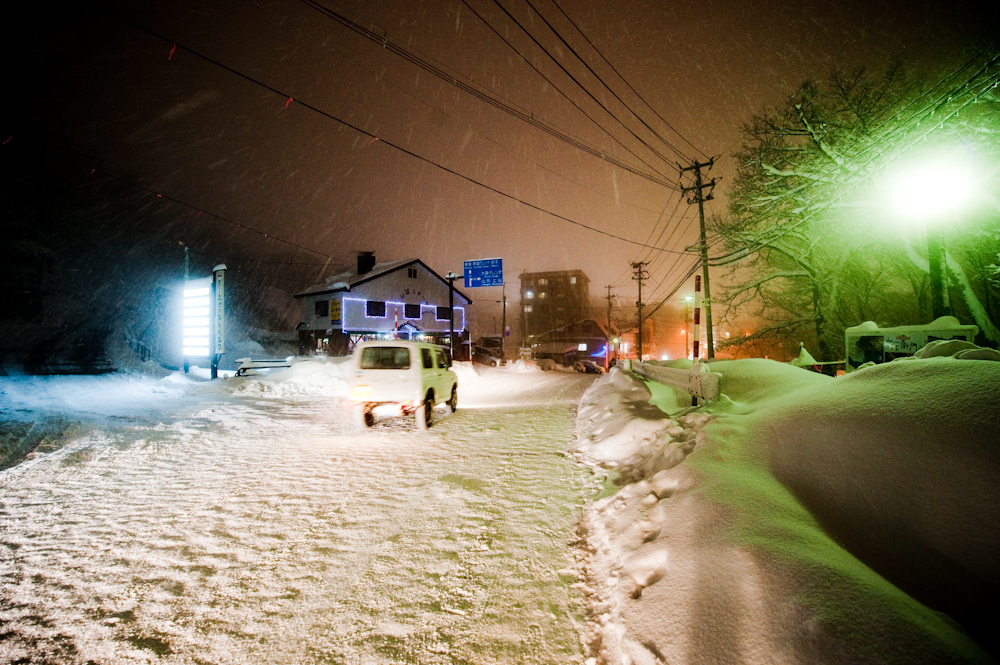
left=889, top=158, right=972, bottom=319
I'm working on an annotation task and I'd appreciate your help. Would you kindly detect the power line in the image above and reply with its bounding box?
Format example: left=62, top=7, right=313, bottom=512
left=52, top=145, right=351, bottom=266
left=544, top=0, right=709, bottom=160
left=102, top=9, right=693, bottom=253
left=298, top=0, right=679, bottom=189
left=483, top=0, right=682, bottom=172
left=246, top=0, right=671, bottom=218
left=523, top=0, right=693, bottom=162
left=706, top=54, right=1000, bottom=266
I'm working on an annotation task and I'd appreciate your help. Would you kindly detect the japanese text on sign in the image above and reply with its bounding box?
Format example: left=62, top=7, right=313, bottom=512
left=463, top=258, right=503, bottom=288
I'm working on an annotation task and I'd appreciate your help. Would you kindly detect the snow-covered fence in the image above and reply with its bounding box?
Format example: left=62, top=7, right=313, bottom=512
left=629, top=360, right=722, bottom=402
left=234, top=357, right=299, bottom=376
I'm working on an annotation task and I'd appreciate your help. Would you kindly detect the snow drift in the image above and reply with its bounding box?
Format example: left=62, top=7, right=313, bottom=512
left=572, top=349, right=999, bottom=664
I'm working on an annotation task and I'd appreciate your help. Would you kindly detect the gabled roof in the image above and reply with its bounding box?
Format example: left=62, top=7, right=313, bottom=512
left=535, top=318, right=609, bottom=341
left=294, top=258, right=472, bottom=304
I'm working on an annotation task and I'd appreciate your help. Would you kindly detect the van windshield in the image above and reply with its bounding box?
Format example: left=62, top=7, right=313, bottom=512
left=360, top=346, right=411, bottom=369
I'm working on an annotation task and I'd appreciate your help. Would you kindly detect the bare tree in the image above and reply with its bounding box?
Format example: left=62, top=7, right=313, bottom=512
left=712, top=56, right=1000, bottom=359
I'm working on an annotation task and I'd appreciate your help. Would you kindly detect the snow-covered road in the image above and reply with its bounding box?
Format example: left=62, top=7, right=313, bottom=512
left=0, top=369, right=597, bottom=664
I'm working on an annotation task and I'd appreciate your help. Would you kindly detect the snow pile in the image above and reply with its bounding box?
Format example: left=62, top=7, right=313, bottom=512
left=505, top=359, right=542, bottom=373
left=909, top=338, right=1000, bottom=361
left=228, top=356, right=351, bottom=398
left=572, top=346, right=1000, bottom=664
left=450, top=360, right=481, bottom=383
left=573, top=368, right=713, bottom=483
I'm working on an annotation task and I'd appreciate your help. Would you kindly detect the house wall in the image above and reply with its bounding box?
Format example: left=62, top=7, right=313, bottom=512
left=298, top=263, right=467, bottom=337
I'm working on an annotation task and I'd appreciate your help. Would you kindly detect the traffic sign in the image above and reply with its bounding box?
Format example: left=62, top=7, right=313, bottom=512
left=463, top=258, right=503, bottom=288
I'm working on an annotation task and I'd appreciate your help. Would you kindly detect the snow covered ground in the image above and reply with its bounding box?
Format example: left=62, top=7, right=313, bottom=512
left=572, top=342, right=1000, bottom=665
left=1, top=359, right=597, bottom=663
left=4, top=343, right=998, bottom=664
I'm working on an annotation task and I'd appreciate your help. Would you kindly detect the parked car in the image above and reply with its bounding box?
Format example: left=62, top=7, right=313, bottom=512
left=574, top=359, right=605, bottom=374
left=349, top=341, right=457, bottom=429
left=472, top=347, right=503, bottom=367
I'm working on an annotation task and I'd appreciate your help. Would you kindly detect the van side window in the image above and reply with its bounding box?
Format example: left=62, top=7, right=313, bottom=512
left=360, top=346, right=410, bottom=369
left=434, top=349, right=448, bottom=368
left=421, top=348, right=434, bottom=369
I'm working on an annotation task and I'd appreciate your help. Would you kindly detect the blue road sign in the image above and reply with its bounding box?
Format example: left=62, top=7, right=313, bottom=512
left=464, top=258, right=503, bottom=287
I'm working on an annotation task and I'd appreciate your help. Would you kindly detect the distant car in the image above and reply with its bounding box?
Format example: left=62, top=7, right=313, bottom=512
left=574, top=359, right=605, bottom=374
left=473, top=347, right=503, bottom=367
left=349, top=341, right=457, bottom=430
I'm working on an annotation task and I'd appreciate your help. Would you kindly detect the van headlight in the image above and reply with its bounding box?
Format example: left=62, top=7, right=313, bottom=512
left=353, top=385, right=372, bottom=400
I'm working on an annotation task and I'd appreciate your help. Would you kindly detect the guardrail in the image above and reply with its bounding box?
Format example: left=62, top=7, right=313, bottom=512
left=234, top=357, right=298, bottom=376
left=628, top=359, right=722, bottom=402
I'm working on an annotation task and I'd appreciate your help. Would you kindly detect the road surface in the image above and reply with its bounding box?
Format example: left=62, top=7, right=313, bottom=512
left=0, top=368, right=597, bottom=664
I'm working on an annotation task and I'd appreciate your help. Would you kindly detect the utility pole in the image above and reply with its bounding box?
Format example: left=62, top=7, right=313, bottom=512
left=632, top=262, right=648, bottom=361
left=445, top=271, right=463, bottom=361
left=679, top=158, right=719, bottom=359
left=605, top=285, right=615, bottom=367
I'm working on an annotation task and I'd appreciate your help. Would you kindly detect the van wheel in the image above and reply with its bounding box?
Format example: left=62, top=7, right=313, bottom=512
left=445, top=386, right=457, bottom=414
left=416, top=393, right=433, bottom=430
left=354, top=404, right=374, bottom=429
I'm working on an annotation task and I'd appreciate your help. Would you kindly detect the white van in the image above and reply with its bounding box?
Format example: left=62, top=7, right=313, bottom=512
left=349, top=341, right=458, bottom=429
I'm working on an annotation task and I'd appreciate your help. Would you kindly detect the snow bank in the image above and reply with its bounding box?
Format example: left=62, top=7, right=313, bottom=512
left=227, top=356, right=350, bottom=398
left=572, top=346, right=999, bottom=664
left=0, top=357, right=354, bottom=469
left=506, top=359, right=542, bottom=373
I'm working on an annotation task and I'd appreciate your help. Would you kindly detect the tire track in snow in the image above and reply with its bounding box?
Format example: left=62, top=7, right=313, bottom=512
left=0, top=371, right=596, bottom=664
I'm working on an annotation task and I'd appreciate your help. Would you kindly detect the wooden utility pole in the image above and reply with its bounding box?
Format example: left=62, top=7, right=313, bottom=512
left=679, top=158, right=719, bottom=359
left=632, top=262, right=648, bottom=361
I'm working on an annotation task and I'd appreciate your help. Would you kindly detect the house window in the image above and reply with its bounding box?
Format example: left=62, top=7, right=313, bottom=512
left=366, top=300, right=386, bottom=317
left=314, top=300, right=329, bottom=317
left=408, top=267, right=418, bottom=278
left=436, top=306, right=452, bottom=321
left=404, top=303, right=421, bottom=319
left=570, top=276, right=577, bottom=284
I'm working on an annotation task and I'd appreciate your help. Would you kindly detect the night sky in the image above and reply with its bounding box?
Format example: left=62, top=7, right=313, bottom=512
left=4, top=0, right=995, bottom=346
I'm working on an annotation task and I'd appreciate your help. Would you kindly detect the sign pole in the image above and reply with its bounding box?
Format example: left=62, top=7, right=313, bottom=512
left=211, top=264, right=227, bottom=380
left=501, top=282, right=506, bottom=361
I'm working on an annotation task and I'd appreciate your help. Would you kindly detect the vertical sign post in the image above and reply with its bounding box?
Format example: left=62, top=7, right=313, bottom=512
left=211, top=264, right=227, bottom=379
left=463, top=258, right=503, bottom=363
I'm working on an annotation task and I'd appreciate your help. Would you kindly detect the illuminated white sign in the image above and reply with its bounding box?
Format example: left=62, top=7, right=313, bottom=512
left=183, top=277, right=212, bottom=356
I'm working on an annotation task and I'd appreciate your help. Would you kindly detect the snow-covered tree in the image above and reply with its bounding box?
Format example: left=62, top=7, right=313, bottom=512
left=712, top=55, right=1000, bottom=359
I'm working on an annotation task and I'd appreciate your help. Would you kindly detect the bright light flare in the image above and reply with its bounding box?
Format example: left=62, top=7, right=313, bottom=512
left=887, top=157, right=973, bottom=223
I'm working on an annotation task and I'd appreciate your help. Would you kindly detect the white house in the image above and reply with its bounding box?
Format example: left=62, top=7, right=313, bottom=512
left=294, top=252, right=472, bottom=357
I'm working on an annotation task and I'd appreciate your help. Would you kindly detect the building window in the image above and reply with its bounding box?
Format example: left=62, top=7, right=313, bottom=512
left=436, top=306, right=452, bottom=321
left=366, top=300, right=386, bottom=317
left=408, top=267, right=418, bottom=278
left=570, top=276, right=577, bottom=284
left=538, top=278, right=548, bottom=286
left=524, top=305, right=533, bottom=313
left=525, top=290, right=534, bottom=299
left=539, top=292, right=547, bottom=299
left=404, top=303, right=420, bottom=319
left=314, top=300, right=329, bottom=317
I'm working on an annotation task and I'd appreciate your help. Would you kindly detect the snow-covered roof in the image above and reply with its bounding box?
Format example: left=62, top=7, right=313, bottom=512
left=294, top=258, right=472, bottom=304
left=845, top=315, right=978, bottom=334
